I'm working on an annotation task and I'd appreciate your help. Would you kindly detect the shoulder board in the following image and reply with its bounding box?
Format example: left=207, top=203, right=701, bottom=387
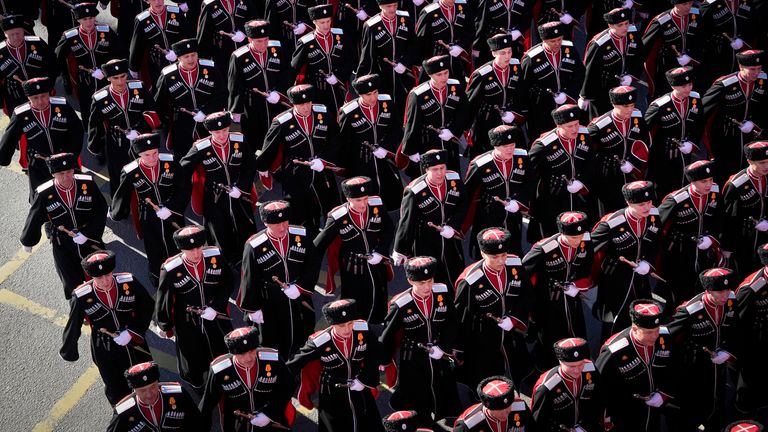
left=505, top=256, right=521, bottom=266
left=608, top=337, right=629, bottom=353
left=164, top=256, right=183, bottom=271
left=544, top=373, right=562, bottom=390
left=595, top=33, right=611, bottom=46
left=289, top=226, right=306, bottom=236
left=234, top=45, right=250, bottom=57
left=583, top=232, right=591, bottom=241
left=653, top=95, right=671, bottom=107
left=686, top=300, right=704, bottom=314
left=368, top=196, right=383, bottom=206
left=432, top=283, right=448, bottom=293
left=583, top=361, right=595, bottom=372
left=759, top=72, right=767, bottom=80
left=353, top=320, right=368, bottom=331
left=330, top=205, right=349, bottom=220
left=65, top=29, right=78, bottom=39
left=128, top=81, right=143, bottom=89
left=729, top=291, right=736, bottom=299
left=445, top=171, right=460, bottom=180
left=14, top=103, right=31, bottom=115
left=410, top=180, right=427, bottom=194
left=311, top=330, right=331, bottom=346
left=115, top=396, right=136, bottom=414
left=50, top=97, right=66, bottom=105
left=342, top=100, right=359, bottom=114
left=578, top=127, right=589, bottom=134
left=510, top=401, right=526, bottom=411
left=689, top=91, right=700, bottom=98
left=115, top=274, right=133, bottom=283
left=659, top=326, right=669, bottom=335
left=74, top=174, right=92, bottom=181
left=0, top=42, right=5, bottom=49
left=160, top=384, right=182, bottom=394
left=476, top=64, right=493, bottom=76
left=36, top=179, right=54, bottom=193
left=167, top=5, right=180, bottom=12
left=249, top=233, right=268, bottom=247
left=366, top=15, right=382, bottom=25
left=690, top=7, right=699, bottom=14
left=394, top=292, right=413, bottom=307
left=137, top=10, right=150, bottom=20
left=277, top=111, right=293, bottom=124
left=539, top=132, right=559, bottom=146
left=74, top=283, right=93, bottom=298
left=162, top=64, right=178, bottom=75
left=313, top=104, right=327, bottom=113
left=96, top=25, right=110, bottom=32
left=731, top=173, right=749, bottom=188
left=93, top=89, right=108, bottom=101
left=203, top=247, right=220, bottom=257
left=649, top=207, right=659, bottom=216
left=158, top=153, right=173, bottom=162
left=463, top=408, right=486, bottom=428
left=230, top=133, right=244, bottom=142
left=466, top=269, right=483, bottom=285
left=423, top=2, right=440, bottom=12
left=414, top=82, right=430, bottom=95
left=526, top=45, right=543, bottom=58
left=542, top=240, right=559, bottom=253
left=446, top=78, right=460, bottom=85
left=721, top=75, right=739, bottom=86
left=752, top=277, right=766, bottom=292
left=122, top=160, right=139, bottom=174
left=631, top=109, right=642, bottom=117
left=331, top=28, right=343, bottom=35
left=396, top=10, right=409, bottom=16
left=514, top=148, right=527, bottom=156
left=674, top=191, right=690, bottom=203
left=377, top=94, right=391, bottom=101
left=299, top=33, right=315, bottom=44
left=195, top=139, right=212, bottom=150
left=628, top=25, right=637, bottom=32
left=607, top=213, right=626, bottom=228
left=204, top=0, right=215, bottom=4
left=257, top=349, right=279, bottom=361
left=475, top=153, right=493, bottom=166
left=595, top=116, right=612, bottom=129
left=710, top=184, right=720, bottom=193
left=25, top=36, right=41, bottom=42
left=562, top=40, right=573, bottom=47
left=455, top=0, right=466, bottom=3
left=509, top=58, right=520, bottom=66
left=199, top=59, right=214, bottom=67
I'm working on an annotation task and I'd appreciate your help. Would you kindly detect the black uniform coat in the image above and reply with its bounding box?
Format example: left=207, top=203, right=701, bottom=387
left=453, top=400, right=536, bottom=431
left=199, top=349, right=295, bottom=432
left=531, top=361, right=601, bottom=432
left=154, top=59, right=228, bottom=159
left=129, top=5, right=193, bottom=84
left=644, top=90, right=704, bottom=196
left=722, top=168, right=768, bottom=275
left=699, top=0, right=759, bottom=85
left=473, top=0, right=532, bottom=64
left=453, top=256, right=533, bottom=389
left=196, top=0, right=257, bottom=75
left=155, top=247, right=235, bottom=387
left=735, top=269, right=768, bottom=415
left=264, top=0, right=317, bottom=59
left=415, top=0, right=473, bottom=85
left=21, top=174, right=108, bottom=298
left=0, top=36, right=56, bottom=115
left=96, top=0, right=146, bottom=50
left=334, top=0, right=378, bottom=66
left=380, top=284, right=461, bottom=422
left=337, top=95, right=403, bottom=210
left=393, top=172, right=467, bottom=286
left=0, top=97, right=84, bottom=201
left=107, top=382, right=204, bottom=431
left=60, top=273, right=154, bottom=404
left=88, top=81, right=159, bottom=195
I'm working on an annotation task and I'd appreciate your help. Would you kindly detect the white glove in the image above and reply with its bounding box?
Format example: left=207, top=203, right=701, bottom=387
left=91, top=68, right=105, bottom=80
left=72, top=233, right=88, bottom=245
left=283, top=284, right=301, bottom=299
left=438, top=128, right=454, bottom=141
left=193, top=111, right=206, bottom=122
left=620, top=75, right=632, bottom=86
left=440, top=225, right=456, bottom=239
left=554, top=92, right=568, bottom=105
left=429, top=345, right=445, bottom=359
left=373, top=147, right=388, bottom=159
left=501, top=111, right=515, bottom=124
left=574, top=427, right=587, bottom=432
left=756, top=219, right=768, bottom=232
left=232, top=113, right=242, bottom=123
left=259, top=171, right=270, bottom=178
left=367, top=252, right=383, bottom=265
left=645, top=392, right=664, bottom=408
left=22, top=246, right=33, bottom=253
left=577, top=97, right=589, bottom=110
left=309, top=158, right=325, bottom=172
left=623, top=0, right=633, bottom=8
left=250, top=413, right=271, bottom=427
left=267, top=91, right=280, bottom=104
left=249, top=310, right=265, bottom=324
left=325, top=74, right=339, bottom=85
left=356, top=10, right=368, bottom=20
left=96, top=2, right=107, bottom=11
left=567, top=179, right=585, bottom=193
left=740, top=120, right=755, bottom=134
left=156, top=207, right=172, bottom=220
left=510, top=29, right=522, bottom=40
left=201, top=307, right=218, bottom=321
left=730, top=37, right=744, bottom=50
left=231, top=30, right=246, bottom=43
left=392, top=251, right=408, bottom=266
left=497, top=317, right=514, bottom=331
left=620, top=161, right=634, bottom=174
left=113, top=330, right=132, bottom=346
left=564, top=283, right=580, bottom=297
left=228, top=186, right=242, bottom=199
left=559, top=13, right=574, bottom=25
left=679, top=140, right=693, bottom=154
left=348, top=379, right=365, bottom=391
left=179, top=2, right=189, bottom=12
left=697, top=236, right=713, bottom=250
left=448, top=45, right=463, bottom=57
left=165, top=50, right=177, bottom=62
left=412, top=0, right=425, bottom=5
left=125, top=129, right=139, bottom=141
left=504, top=199, right=520, bottom=213
left=293, top=22, right=308, bottom=35
left=129, top=70, right=139, bottom=79
left=676, top=54, right=692, bottom=66
left=634, top=260, right=651, bottom=275
left=711, top=350, right=731, bottom=365
left=394, top=63, right=407, bottom=74
left=408, top=153, right=421, bottom=162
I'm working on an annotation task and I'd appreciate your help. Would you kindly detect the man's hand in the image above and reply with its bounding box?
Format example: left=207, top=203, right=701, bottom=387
left=373, top=147, right=388, bottom=159
left=634, top=260, right=651, bottom=275
left=677, top=54, right=692, bottom=66
left=504, top=199, right=520, bottom=213
left=97, top=2, right=108, bottom=11
left=113, top=330, right=132, bottom=346
left=740, top=120, right=755, bottom=134
left=125, top=129, right=139, bottom=141
left=249, top=310, right=265, bottom=324
left=156, top=207, right=172, bottom=220
left=429, top=345, right=445, bottom=359
left=250, top=413, right=271, bottom=427
left=620, top=161, right=634, bottom=174
left=309, top=158, right=325, bottom=172
left=129, top=70, right=139, bottom=79
left=554, top=92, right=567, bottom=105
left=501, top=111, right=515, bottom=124
left=232, top=113, right=242, bottom=123
left=349, top=379, right=365, bottom=391
left=201, top=307, right=218, bottom=321
left=567, top=180, right=585, bottom=194
left=283, top=284, right=301, bottom=299
left=72, top=233, right=88, bottom=245
left=564, top=283, right=580, bottom=297
left=165, top=50, right=177, bottom=62
left=730, top=38, right=744, bottom=50
left=697, top=236, right=713, bottom=250
left=756, top=219, right=768, bottom=232
left=408, top=153, right=421, bottom=162
left=228, top=186, right=242, bottom=199
left=325, top=74, right=339, bottom=85
left=645, top=392, right=663, bottom=408
left=577, top=97, right=589, bottom=110
left=448, top=45, right=464, bottom=57
left=559, top=13, right=574, bottom=24
left=711, top=350, right=731, bottom=365
left=497, top=317, right=514, bottom=331
left=356, top=10, right=368, bottom=21
left=231, top=30, right=246, bottom=43
left=620, top=75, right=632, bottom=86
left=510, top=29, right=522, bottom=40
left=392, top=251, right=408, bottom=266
left=679, top=140, right=693, bottom=154
left=438, top=128, right=454, bottom=141
left=440, top=225, right=456, bottom=239
left=179, top=2, right=189, bottom=12
left=267, top=91, right=280, bottom=104
left=293, top=23, right=308, bottom=35
left=193, top=111, right=206, bottom=122
left=623, top=0, right=633, bottom=8
left=366, top=252, right=383, bottom=265
left=394, top=63, right=407, bottom=74
left=91, top=68, right=105, bottom=80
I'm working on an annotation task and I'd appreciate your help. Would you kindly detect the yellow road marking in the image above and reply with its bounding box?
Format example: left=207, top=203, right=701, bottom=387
left=0, top=238, right=46, bottom=285
left=31, top=365, right=101, bottom=432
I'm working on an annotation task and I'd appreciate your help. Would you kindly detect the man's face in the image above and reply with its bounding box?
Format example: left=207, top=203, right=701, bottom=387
left=347, top=196, right=368, bottom=213
left=135, top=383, right=160, bottom=403
left=493, top=142, right=516, bottom=160
left=53, top=169, right=76, bottom=186
left=430, top=69, right=450, bottom=88
left=249, top=36, right=269, bottom=52
left=179, top=52, right=198, bottom=69
left=613, top=103, right=635, bottom=119
left=210, top=128, right=230, bottom=143
left=108, top=73, right=128, bottom=89
left=265, top=220, right=289, bottom=237
left=671, top=83, right=693, bottom=98
left=740, top=65, right=763, bottom=82
left=544, top=36, right=563, bottom=52
left=691, top=178, right=713, bottom=195
left=482, top=252, right=507, bottom=271
left=139, top=149, right=160, bottom=167
left=558, top=120, right=580, bottom=139
left=632, top=325, right=660, bottom=346
left=315, top=17, right=332, bottom=33
left=332, top=321, right=354, bottom=337
left=627, top=200, right=653, bottom=218
left=409, top=278, right=434, bottom=296
left=234, top=349, right=258, bottom=367
left=146, top=0, right=164, bottom=9
left=609, top=21, right=630, bottom=37
left=28, top=93, right=51, bottom=110
left=182, top=245, right=204, bottom=262
left=4, top=28, right=24, bottom=46
left=674, top=1, right=693, bottom=14
left=708, top=290, right=730, bottom=305
left=561, top=233, right=584, bottom=248
left=492, top=47, right=512, bottom=66
left=92, top=273, right=114, bottom=288
left=294, top=101, right=313, bottom=117
left=359, top=90, right=378, bottom=107
left=425, top=163, right=447, bottom=183
left=78, top=16, right=96, bottom=31
left=380, top=3, right=397, bottom=16
left=560, top=359, right=586, bottom=377
left=749, top=159, right=768, bottom=176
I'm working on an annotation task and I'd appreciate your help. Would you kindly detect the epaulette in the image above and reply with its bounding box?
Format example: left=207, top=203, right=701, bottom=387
left=203, top=247, right=221, bottom=257
left=505, top=255, right=521, bottom=266
left=196, top=139, right=212, bottom=151
left=463, top=407, right=486, bottom=428
left=393, top=291, right=413, bottom=307
left=277, top=111, right=293, bottom=124
left=652, top=95, right=671, bottom=107
left=730, top=173, right=749, bottom=188
left=409, top=180, right=427, bottom=194
left=542, top=239, right=559, bottom=253
left=378, top=94, right=391, bottom=101
left=721, top=75, right=739, bottom=86
left=595, top=116, right=612, bottom=129
left=0, top=42, right=5, bottom=49
left=368, top=196, right=383, bottom=206
left=160, top=383, right=182, bottom=394
left=583, top=361, right=595, bottom=372
left=234, top=45, right=249, bottom=57
left=432, top=283, right=448, bottom=293
left=299, top=33, right=314, bottom=44
left=514, top=148, right=527, bottom=156
left=690, top=91, right=700, bottom=99
left=690, top=7, right=699, bottom=14
left=751, top=277, right=766, bottom=292
left=396, top=10, right=409, bottom=16
left=74, top=283, right=93, bottom=298
left=578, top=127, right=589, bottom=134
left=342, top=100, right=359, bottom=114
left=204, top=0, right=215, bottom=4
left=115, top=396, right=136, bottom=414
left=476, top=64, right=493, bottom=76
left=659, top=326, right=669, bottom=335
left=544, top=373, right=562, bottom=390
left=137, top=10, right=150, bottom=20
left=230, top=133, right=243, bottom=142
left=115, top=273, right=133, bottom=284
left=509, top=58, right=520, bottom=66
left=74, top=174, right=92, bottom=181
left=446, top=78, right=460, bottom=85
left=628, top=25, right=637, bottom=32
left=96, top=25, right=110, bottom=32
left=330, top=205, right=349, bottom=220
left=366, top=15, right=382, bottom=25
left=331, top=28, right=343, bottom=35
left=164, top=256, right=183, bottom=271
left=539, top=132, right=559, bottom=146
left=123, top=160, right=139, bottom=173
left=475, top=153, right=493, bottom=166
left=673, top=190, right=690, bottom=203
left=257, top=348, right=279, bottom=361
left=446, top=171, right=460, bottom=180
left=199, top=59, right=215, bottom=67
left=466, top=269, right=483, bottom=285
left=162, top=64, right=178, bottom=75
left=706, top=0, right=717, bottom=5
left=159, top=153, right=173, bottom=162
left=562, top=40, right=573, bottom=47
left=631, top=109, right=642, bottom=117
left=14, top=103, right=30, bottom=115
left=607, top=213, right=626, bottom=228
left=93, top=89, right=108, bottom=101
left=729, top=291, right=736, bottom=299
left=249, top=233, right=268, bottom=247
left=167, top=5, right=180, bottom=12
left=595, top=32, right=611, bottom=46
left=128, top=81, right=143, bottom=89
left=526, top=45, right=543, bottom=58
left=582, top=232, right=591, bottom=241
left=36, top=179, right=54, bottom=193
left=289, top=226, right=307, bottom=236
left=24, top=36, right=41, bottom=42
left=313, top=104, right=327, bottom=113
left=311, top=330, right=331, bottom=346
left=423, top=2, right=440, bottom=12
left=759, top=72, right=767, bottom=80
left=710, top=184, right=720, bottom=193
left=649, top=207, right=659, bottom=216
left=65, top=29, right=78, bottom=39
left=353, top=320, right=368, bottom=331
left=413, top=82, right=430, bottom=95
left=686, top=300, right=704, bottom=314
left=510, top=401, right=526, bottom=411
left=50, top=97, right=66, bottom=105
left=608, top=337, right=629, bottom=353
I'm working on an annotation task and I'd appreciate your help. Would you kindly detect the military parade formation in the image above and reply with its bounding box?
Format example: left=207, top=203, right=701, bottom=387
left=2, top=0, right=768, bottom=430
